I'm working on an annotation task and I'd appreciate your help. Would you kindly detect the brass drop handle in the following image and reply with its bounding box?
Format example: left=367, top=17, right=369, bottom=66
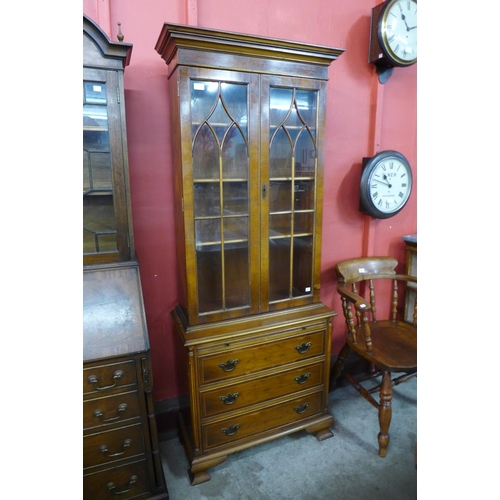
left=99, top=439, right=132, bottom=457
left=294, top=403, right=310, bottom=414
left=88, top=370, right=124, bottom=391
left=295, top=342, right=312, bottom=354
left=220, top=392, right=240, bottom=405
left=107, top=475, right=138, bottom=495
left=221, top=424, right=240, bottom=436
left=294, top=373, right=311, bottom=384
left=93, top=403, right=128, bottom=422
left=218, top=359, right=239, bottom=372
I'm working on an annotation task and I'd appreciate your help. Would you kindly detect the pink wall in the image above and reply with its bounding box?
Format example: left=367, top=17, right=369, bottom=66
left=83, top=0, right=417, bottom=402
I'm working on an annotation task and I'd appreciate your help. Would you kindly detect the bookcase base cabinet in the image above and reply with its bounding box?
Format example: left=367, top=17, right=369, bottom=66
left=172, top=304, right=336, bottom=485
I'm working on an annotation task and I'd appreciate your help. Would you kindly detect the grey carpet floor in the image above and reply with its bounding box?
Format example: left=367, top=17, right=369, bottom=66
left=159, top=376, right=417, bottom=500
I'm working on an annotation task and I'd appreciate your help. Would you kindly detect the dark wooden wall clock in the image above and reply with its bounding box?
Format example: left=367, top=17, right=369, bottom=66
left=360, top=150, right=413, bottom=219
left=369, top=0, right=417, bottom=83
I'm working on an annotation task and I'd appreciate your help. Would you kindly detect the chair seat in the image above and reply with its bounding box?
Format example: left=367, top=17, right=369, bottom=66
left=347, top=320, right=417, bottom=372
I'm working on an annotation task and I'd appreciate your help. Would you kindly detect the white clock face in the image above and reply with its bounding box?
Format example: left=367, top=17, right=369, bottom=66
left=368, top=156, right=412, bottom=214
left=381, top=0, right=417, bottom=65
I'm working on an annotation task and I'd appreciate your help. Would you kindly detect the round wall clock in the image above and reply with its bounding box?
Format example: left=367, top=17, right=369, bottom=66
left=369, top=0, right=417, bottom=82
left=360, top=150, right=413, bottom=219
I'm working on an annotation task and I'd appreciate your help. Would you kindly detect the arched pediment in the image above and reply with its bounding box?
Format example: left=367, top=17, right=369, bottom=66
left=83, top=14, right=132, bottom=69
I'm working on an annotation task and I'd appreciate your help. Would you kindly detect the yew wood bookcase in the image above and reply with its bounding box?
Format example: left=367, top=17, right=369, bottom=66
left=155, top=24, right=344, bottom=485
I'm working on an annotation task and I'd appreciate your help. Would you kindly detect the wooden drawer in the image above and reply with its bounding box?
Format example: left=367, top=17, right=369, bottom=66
left=84, top=391, right=142, bottom=430
left=83, top=459, right=150, bottom=500
left=199, top=329, right=326, bottom=384
left=202, top=390, right=324, bottom=450
left=201, top=361, right=324, bottom=418
left=84, top=423, right=146, bottom=469
left=83, top=360, right=137, bottom=396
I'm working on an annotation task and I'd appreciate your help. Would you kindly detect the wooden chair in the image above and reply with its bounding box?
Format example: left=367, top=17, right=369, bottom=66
left=330, top=256, right=417, bottom=457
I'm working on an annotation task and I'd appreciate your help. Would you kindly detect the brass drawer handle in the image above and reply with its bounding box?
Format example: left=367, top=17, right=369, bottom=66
left=294, top=373, right=311, bottom=384
left=99, top=438, right=132, bottom=457
left=220, top=392, right=240, bottom=405
left=218, top=359, right=239, bottom=372
left=221, top=424, right=240, bottom=436
left=295, top=342, right=312, bottom=354
left=294, top=403, right=310, bottom=414
left=87, top=370, right=124, bottom=391
left=93, top=403, right=128, bottom=422
left=107, top=475, right=137, bottom=495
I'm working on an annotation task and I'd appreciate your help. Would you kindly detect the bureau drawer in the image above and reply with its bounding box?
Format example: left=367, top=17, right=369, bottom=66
left=202, top=391, right=324, bottom=450
left=84, top=423, right=145, bottom=469
left=201, top=361, right=324, bottom=418
left=84, top=391, right=142, bottom=430
left=84, top=360, right=137, bottom=396
left=83, top=459, right=150, bottom=500
left=199, top=329, right=326, bottom=384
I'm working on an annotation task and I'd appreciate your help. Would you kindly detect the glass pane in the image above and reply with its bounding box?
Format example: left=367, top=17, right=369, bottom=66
left=292, top=236, right=313, bottom=296
left=197, top=245, right=223, bottom=313
left=294, top=130, right=316, bottom=177
left=222, top=125, right=248, bottom=179
left=196, top=218, right=223, bottom=313
left=270, top=88, right=293, bottom=128
left=194, top=182, right=220, bottom=218
left=294, top=180, right=315, bottom=211
left=193, top=125, right=219, bottom=179
left=83, top=195, right=117, bottom=253
left=269, top=213, right=291, bottom=238
left=83, top=104, right=109, bottom=151
left=295, top=89, right=317, bottom=129
left=84, top=82, right=107, bottom=104
left=294, top=212, right=314, bottom=235
left=191, top=81, right=219, bottom=136
left=223, top=181, right=248, bottom=215
left=224, top=217, right=249, bottom=308
left=83, top=151, right=112, bottom=193
left=221, top=83, right=248, bottom=129
left=269, top=180, right=292, bottom=213
left=83, top=81, right=117, bottom=256
left=269, top=237, right=291, bottom=302
left=195, top=218, right=221, bottom=246
left=270, top=127, right=292, bottom=178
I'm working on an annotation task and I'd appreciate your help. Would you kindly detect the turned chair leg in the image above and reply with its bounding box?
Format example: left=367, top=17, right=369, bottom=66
left=377, top=370, right=393, bottom=457
left=330, top=344, right=350, bottom=390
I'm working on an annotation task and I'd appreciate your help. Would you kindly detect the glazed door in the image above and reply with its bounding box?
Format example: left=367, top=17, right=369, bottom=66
left=260, top=76, right=327, bottom=311
left=179, top=67, right=260, bottom=323
left=83, top=67, right=130, bottom=265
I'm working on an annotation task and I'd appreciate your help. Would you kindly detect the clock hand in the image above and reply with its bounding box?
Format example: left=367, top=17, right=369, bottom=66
left=383, top=174, right=393, bottom=188
left=401, top=13, right=410, bottom=31
left=375, top=177, right=392, bottom=188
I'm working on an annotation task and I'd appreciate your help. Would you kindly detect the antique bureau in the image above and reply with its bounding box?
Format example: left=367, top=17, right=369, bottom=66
left=83, top=15, right=168, bottom=499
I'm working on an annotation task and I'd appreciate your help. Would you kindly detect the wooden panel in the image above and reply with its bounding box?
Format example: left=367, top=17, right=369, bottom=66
left=83, top=360, right=137, bottom=396
left=199, top=329, right=325, bottom=384
left=202, top=391, right=324, bottom=450
left=83, top=264, right=149, bottom=362
left=200, top=361, right=324, bottom=418
left=83, top=391, right=141, bottom=430
left=83, top=459, right=150, bottom=500
left=84, top=423, right=146, bottom=469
